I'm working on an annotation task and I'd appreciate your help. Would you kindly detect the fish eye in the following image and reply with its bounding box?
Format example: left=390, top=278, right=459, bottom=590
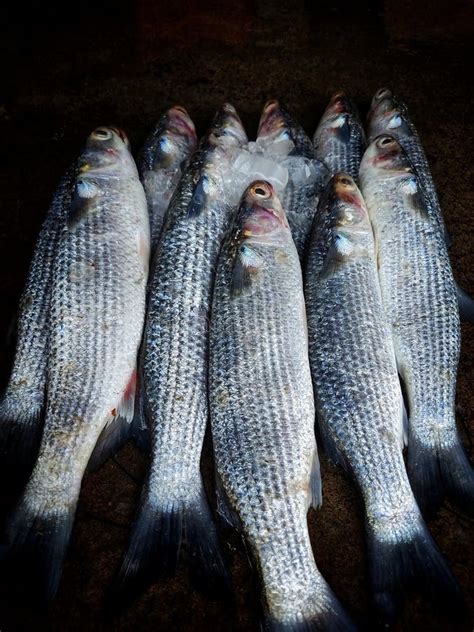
left=264, top=99, right=279, bottom=110
left=92, top=128, right=112, bottom=141
left=378, top=136, right=394, bottom=147
left=375, top=88, right=391, bottom=100
left=252, top=183, right=271, bottom=198
left=339, top=176, right=353, bottom=186
left=173, top=105, right=188, bottom=115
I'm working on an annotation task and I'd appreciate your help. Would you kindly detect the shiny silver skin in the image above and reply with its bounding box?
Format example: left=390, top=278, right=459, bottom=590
left=135, top=104, right=247, bottom=552
left=0, top=167, right=73, bottom=442
left=313, top=92, right=366, bottom=180
left=367, top=88, right=447, bottom=241
left=257, top=100, right=330, bottom=259
left=138, top=106, right=197, bottom=253
left=359, top=136, right=466, bottom=513
left=8, top=126, right=150, bottom=598
left=209, top=181, right=353, bottom=630
left=305, top=173, right=458, bottom=614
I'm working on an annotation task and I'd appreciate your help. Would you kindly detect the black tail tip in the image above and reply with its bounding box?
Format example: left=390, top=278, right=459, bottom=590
left=112, top=484, right=231, bottom=605
left=408, top=434, right=474, bottom=518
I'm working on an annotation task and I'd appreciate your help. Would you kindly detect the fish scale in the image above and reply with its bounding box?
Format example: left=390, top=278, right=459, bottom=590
left=116, top=104, right=248, bottom=592
left=210, top=181, right=353, bottom=630
left=6, top=127, right=149, bottom=600
left=0, top=168, right=74, bottom=462
left=359, top=135, right=474, bottom=519
left=305, top=173, right=461, bottom=618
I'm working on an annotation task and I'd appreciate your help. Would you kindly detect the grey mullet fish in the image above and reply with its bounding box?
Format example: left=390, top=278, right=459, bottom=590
left=257, top=100, right=330, bottom=259
left=117, top=104, right=248, bottom=590
left=138, top=105, right=197, bottom=253
left=359, top=135, right=474, bottom=517
left=367, top=87, right=474, bottom=322
left=209, top=180, right=354, bottom=631
left=313, top=92, right=366, bottom=180
left=305, top=173, right=461, bottom=619
left=6, top=127, right=150, bottom=600
left=0, top=167, right=74, bottom=466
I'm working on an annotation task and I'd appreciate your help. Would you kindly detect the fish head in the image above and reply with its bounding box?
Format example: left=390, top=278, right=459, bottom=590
left=363, top=135, right=413, bottom=174
left=318, top=174, right=373, bottom=276
left=368, top=88, right=411, bottom=141
left=208, top=103, right=248, bottom=148
left=151, top=106, right=197, bottom=171
left=331, top=173, right=371, bottom=234
left=360, top=135, right=424, bottom=215
left=315, top=92, right=356, bottom=147
left=79, top=126, right=131, bottom=173
left=239, top=180, right=289, bottom=239
left=258, top=100, right=314, bottom=157
left=230, top=181, right=290, bottom=293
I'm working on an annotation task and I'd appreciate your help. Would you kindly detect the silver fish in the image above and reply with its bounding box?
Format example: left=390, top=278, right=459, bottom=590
left=138, top=105, right=197, bottom=253
left=367, top=88, right=474, bottom=323
left=257, top=100, right=330, bottom=258
left=305, top=173, right=461, bottom=618
left=0, top=167, right=74, bottom=465
left=359, top=135, right=474, bottom=517
left=117, top=104, right=248, bottom=590
left=209, top=180, right=354, bottom=631
left=7, top=126, right=150, bottom=600
left=313, top=92, right=366, bottom=180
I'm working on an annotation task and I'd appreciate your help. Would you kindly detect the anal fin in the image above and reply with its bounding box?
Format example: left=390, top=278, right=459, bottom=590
left=87, top=370, right=137, bottom=471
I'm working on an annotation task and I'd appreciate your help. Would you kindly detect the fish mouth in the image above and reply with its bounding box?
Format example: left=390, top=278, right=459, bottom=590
left=242, top=181, right=288, bottom=232
left=333, top=173, right=365, bottom=210
left=327, top=92, right=349, bottom=114
left=258, top=99, right=286, bottom=137
left=168, top=106, right=197, bottom=141
left=373, top=87, right=392, bottom=102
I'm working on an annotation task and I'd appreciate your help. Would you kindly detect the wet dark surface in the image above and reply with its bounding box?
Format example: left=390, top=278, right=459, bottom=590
left=1, top=0, right=473, bottom=629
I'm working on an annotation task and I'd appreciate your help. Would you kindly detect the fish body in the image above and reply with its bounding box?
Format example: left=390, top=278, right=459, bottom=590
left=313, top=92, right=366, bottom=180
left=305, top=173, right=460, bottom=618
left=367, top=87, right=474, bottom=322
left=209, top=181, right=353, bottom=630
left=117, top=104, right=248, bottom=590
left=359, top=136, right=474, bottom=517
left=7, top=126, right=150, bottom=599
left=0, top=167, right=74, bottom=465
left=257, top=100, right=330, bottom=258
left=138, top=106, right=197, bottom=253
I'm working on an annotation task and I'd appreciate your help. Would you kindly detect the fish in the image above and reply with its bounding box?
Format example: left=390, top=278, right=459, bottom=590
left=138, top=105, right=197, bottom=254
left=256, top=100, right=330, bottom=258
left=359, top=135, right=474, bottom=517
left=0, top=167, right=74, bottom=471
left=305, top=173, right=461, bottom=619
left=116, top=104, right=248, bottom=592
left=367, top=88, right=474, bottom=322
left=5, top=126, right=150, bottom=600
left=209, top=180, right=354, bottom=631
left=313, top=92, right=366, bottom=180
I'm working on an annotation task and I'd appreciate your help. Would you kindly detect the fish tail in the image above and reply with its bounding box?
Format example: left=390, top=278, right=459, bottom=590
left=456, top=282, right=474, bottom=323
left=366, top=507, right=463, bottom=621
left=265, top=582, right=356, bottom=631
left=5, top=493, right=76, bottom=601
left=114, top=475, right=230, bottom=598
left=407, top=429, right=474, bottom=517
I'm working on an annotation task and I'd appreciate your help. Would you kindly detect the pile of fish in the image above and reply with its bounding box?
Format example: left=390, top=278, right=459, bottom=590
left=0, top=89, right=473, bottom=630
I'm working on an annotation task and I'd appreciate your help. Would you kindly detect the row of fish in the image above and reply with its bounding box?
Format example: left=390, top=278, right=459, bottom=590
left=0, top=90, right=472, bottom=630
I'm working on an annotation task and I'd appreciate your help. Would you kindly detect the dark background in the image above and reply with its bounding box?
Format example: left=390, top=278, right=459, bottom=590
left=0, top=0, right=473, bottom=629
